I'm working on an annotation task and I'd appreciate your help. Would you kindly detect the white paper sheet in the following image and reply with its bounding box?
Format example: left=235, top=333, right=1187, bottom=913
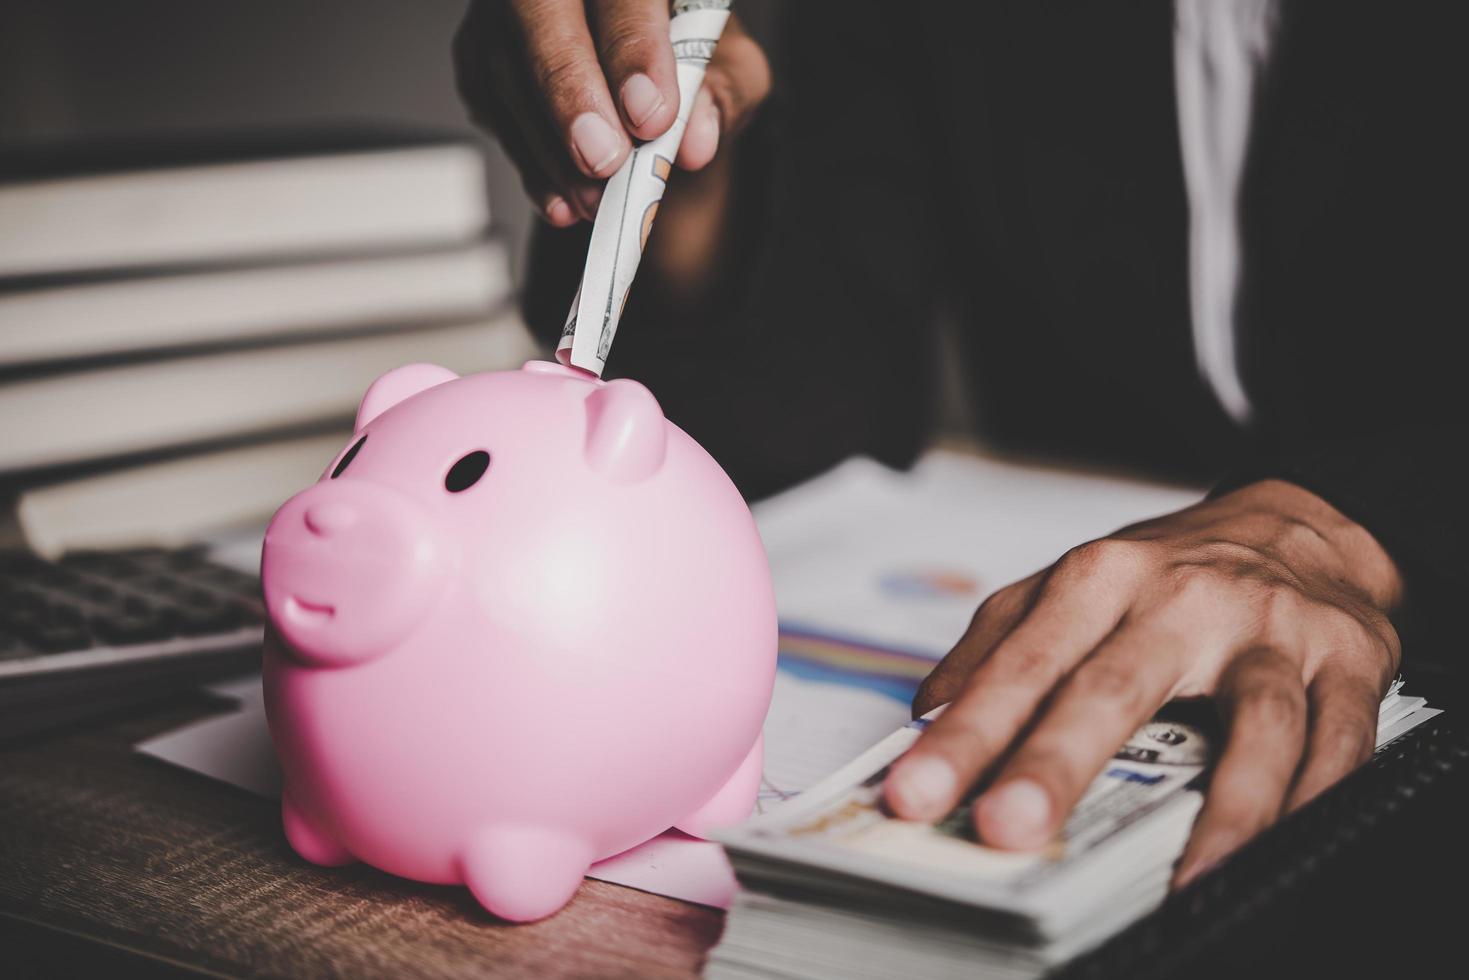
left=140, top=679, right=280, bottom=798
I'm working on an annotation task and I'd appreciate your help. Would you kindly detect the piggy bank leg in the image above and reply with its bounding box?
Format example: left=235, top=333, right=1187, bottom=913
left=676, top=733, right=764, bottom=839
left=282, top=794, right=354, bottom=866
left=460, top=827, right=593, bottom=922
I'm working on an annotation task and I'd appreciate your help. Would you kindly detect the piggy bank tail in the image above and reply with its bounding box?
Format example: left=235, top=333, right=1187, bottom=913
left=675, top=733, right=764, bottom=840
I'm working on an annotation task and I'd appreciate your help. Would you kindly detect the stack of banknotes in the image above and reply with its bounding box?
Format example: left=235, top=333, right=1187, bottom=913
left=707, top=683, right=1441, bottom=980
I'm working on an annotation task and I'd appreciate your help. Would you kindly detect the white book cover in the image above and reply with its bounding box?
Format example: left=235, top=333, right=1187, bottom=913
left=0, top=143, right=489, bottom=278
left=18, top=431, right=353, bottom=559
left=0, top=240, right=513, bottom=367
left=0, top=312, right=537, bottom=472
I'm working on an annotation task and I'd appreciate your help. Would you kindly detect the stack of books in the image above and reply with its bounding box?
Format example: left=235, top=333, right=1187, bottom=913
left=0, top=131, right=534, bottom=555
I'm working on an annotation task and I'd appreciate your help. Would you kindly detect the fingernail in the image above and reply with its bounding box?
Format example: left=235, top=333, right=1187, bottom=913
left=698, top=97, right=722, bottom=161
left=678, top=95, right=721, bottom=171
left=1173, top=857, right=1216, bottom=889
left=544, top=196, right=575, bottom=226
left=690, top=88, right=719, bottom=142
left=885, top=755, right=957, bottom=819
left=1174, top=836, right=1239, bottom=888
left=703, top=99, right=721, bottom=143
left=570, top=113, right=623, bottom=175
left=574, top=185, right=603, bottom=218
left=620, top=73, right=665, bottom=128
left=975, top=779, right=1052, bottom=849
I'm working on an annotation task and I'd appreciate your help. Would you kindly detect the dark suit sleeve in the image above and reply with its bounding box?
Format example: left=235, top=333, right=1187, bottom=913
left=1220, top=0, right=1469, bottom=665
left=520, top=1, right=944, bottom=500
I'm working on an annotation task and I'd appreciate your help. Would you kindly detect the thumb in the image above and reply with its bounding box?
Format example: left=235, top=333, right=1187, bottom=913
left=676, top=15, right=771, bottom=171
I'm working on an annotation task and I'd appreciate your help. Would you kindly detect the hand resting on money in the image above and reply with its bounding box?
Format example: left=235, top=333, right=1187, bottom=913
left=453, top=0, right=769, bottom=226
left=884, top=478, right=1404, bottom=888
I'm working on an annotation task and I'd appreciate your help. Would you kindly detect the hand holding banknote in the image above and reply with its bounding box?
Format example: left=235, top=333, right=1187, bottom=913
left=885, top=478, right=1406, bottom=887
left=454, top=0, right=770, bottom=225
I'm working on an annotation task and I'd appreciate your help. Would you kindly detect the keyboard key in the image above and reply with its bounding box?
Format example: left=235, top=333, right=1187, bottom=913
left=18, top=623, right=92, bottom=653
left=0, top=551, right=50, bottom=574
left=137, top=576, right=180, bottom=595
left=59, top=552, right=136, bottom=577
left=76, top=581, right=119, bottom=603
left=2, top=602, right=53, bottom=630
left=122, top=595, right=153, bottom=616
left=173, top=603, right=244, bottom=636
left=31, top=565, right=82, bottom=590
left=195, top=568, right=262, bottom=598
left=53, top=603, right=86, bottom=626
left=0, top=633, right=33, bottom=661
left=234, top=604, right=265, bottom=625
left=92, top=612, right=173, bottom=645
left=0, top=593, right=39, bottom=619
left=180, top=588, right=221, bottom=609
left=162, top=547, right=209, bottom=570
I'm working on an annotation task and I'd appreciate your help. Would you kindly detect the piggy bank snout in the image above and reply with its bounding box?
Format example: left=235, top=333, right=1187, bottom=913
left=303, top=501, right=360, bottom=536
left=263, top=481, right=446, bottom=668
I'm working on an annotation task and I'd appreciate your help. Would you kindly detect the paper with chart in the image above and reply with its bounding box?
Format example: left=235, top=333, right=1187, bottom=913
left=558, top=0, right=731, bottom=376
left=752, top=451, right=1204, bottom=658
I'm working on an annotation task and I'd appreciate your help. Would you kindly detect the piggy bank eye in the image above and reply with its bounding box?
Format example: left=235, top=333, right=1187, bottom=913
left=445, top=450, right=490, bottom=493
left=330, top=436, right=367, bottom=479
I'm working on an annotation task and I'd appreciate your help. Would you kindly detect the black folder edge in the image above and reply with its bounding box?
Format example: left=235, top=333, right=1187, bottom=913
left=1055, top=719, right=1467, bottom=980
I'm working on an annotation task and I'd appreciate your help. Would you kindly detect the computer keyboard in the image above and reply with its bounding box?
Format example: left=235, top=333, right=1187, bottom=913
left=0, top=546, right=264, bottom=738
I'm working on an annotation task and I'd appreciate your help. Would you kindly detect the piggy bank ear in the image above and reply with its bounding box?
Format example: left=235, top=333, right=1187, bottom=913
left=356, top=363, right=459, bottom=431
left=584, top=379, right=668, bottom=483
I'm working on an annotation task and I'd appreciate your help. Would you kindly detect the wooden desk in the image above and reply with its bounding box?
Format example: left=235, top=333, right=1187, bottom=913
left=0, top=695, right=723, bottom=978
left=5, top=679, right=1468, bottom=980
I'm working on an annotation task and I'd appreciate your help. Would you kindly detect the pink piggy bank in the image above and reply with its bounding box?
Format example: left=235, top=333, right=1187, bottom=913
left=260, top=360, right=776, bottom=921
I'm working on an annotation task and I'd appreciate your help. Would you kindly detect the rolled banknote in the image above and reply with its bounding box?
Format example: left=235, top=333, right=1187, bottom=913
left=558, top=0, right=732, bottom=377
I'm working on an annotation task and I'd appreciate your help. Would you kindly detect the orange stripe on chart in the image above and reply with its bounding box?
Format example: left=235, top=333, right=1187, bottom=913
left=778, top=628, right=938, bottom=681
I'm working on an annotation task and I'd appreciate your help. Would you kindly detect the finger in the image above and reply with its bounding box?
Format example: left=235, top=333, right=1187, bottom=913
left=675, top=86, right=722, bottom=172
left=589, top=0, right=678, bottom=140
left=538, top=189, right=579, bottom=227
left=499, top=105, right=603, bottom=221
left=1283, top=663, right=1382, bottom=812
left=884, top=543, right=1145, bottom=823
left=1171, top=649, right=1307, bottom=887
left=453, top=7, right=596, bottom=222
left=493, top=62, right=608, bottom=220
left=699, top=16, right=772, bottom=137
left=675, top=17, right=772, bottom=172
left=912, top=573, right=1045, bottom=718
left=487, top=110, right=581, bottom=226
left=972, top=617, right=1190, bottom=850
left=512, top=0, right=630, bottom=178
